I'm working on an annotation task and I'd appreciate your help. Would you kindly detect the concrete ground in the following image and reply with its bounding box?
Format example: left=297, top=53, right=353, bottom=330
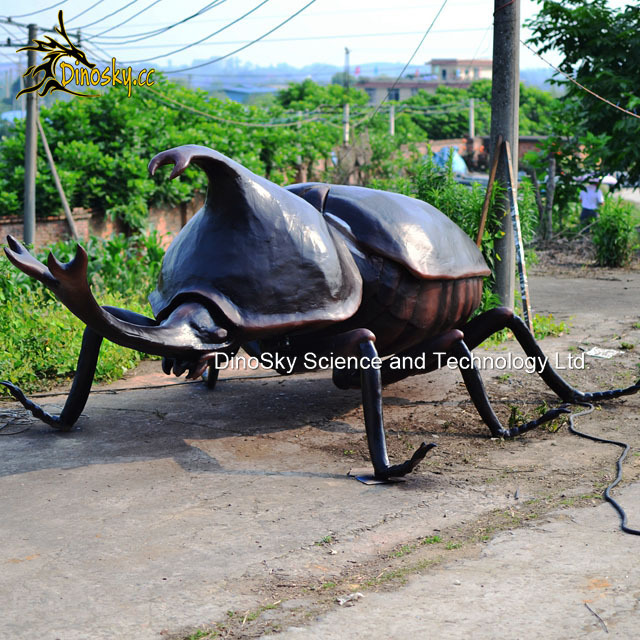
left=1, top=272, right=639, bottom=639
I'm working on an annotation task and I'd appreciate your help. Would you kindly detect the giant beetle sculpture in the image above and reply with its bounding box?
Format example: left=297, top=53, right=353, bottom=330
left=2, top=145, right=639, bottom=479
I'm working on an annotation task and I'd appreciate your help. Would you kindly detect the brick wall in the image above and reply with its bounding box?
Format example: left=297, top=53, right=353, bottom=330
left=0, top=196, right=204, bottom=249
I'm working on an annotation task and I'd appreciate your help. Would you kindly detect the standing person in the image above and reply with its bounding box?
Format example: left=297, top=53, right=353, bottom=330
left=579, top=178, right=604, bottom=224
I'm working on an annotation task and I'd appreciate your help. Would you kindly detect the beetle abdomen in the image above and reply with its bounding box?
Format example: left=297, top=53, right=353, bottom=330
left=341, top=254, right=483, bottom=355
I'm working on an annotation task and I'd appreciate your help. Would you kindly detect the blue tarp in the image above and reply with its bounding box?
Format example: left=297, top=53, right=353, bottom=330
left=431, top=146, right=469, bottom=174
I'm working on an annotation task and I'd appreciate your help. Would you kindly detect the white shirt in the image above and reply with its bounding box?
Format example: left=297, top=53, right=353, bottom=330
left=580, top=184, right=604, bottom=209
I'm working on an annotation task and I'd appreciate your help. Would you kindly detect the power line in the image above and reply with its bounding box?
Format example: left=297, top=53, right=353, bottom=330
left=2, top=1, right=70, bottom=20
left=75, top=0, right=143, bottom=31
left=521, top=39, right=640, bottom=121
left=88, top=0, right=175, bottom=39
left=66, top=0, right=108, bottom=26
left=164, top=0, right=319, bottom=75
left=84, top=0, right=229, bottom=44
left=141, top=83, right=335, bottom=128
left=365, top=0, right=449, bottom=124
left=91, top=27, right=490, bottom=49
left=119, top=0, right=273, bottom=64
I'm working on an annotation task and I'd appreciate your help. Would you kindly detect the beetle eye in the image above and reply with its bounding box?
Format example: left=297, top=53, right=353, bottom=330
left=213, top=328, right=228, bottom=340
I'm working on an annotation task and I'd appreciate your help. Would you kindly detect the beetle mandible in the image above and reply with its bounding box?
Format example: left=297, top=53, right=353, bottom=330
left=2, top=145, right=639, bottom=479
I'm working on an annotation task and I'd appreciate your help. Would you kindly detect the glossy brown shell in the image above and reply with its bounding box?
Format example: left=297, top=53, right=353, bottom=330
left=286, top=183, right=490, bottom=281
left=148, top=146, right=362, bottom=336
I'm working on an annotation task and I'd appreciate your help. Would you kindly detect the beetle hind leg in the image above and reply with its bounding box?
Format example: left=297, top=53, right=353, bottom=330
left=451, top=340, right=571, bottom=437
left=461, top=307, right=640, bottom=403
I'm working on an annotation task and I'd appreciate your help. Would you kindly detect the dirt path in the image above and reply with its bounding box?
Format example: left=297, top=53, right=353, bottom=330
left=1, top=262, right=639, bottom=639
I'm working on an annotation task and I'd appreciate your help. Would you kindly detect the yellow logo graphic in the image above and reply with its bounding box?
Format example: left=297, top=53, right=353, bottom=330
left=17, top=10, right=154, bottom=99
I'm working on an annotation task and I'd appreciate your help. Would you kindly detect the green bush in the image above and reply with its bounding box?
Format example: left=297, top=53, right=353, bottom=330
left=0, top=233, right=165, bottom=392
left=592, top=197, right=638, bottom=267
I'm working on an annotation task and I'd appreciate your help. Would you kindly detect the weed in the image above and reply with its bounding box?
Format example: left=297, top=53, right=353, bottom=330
left=592, top=197, right=639, bottom=267
left=314, top=534, right=334, bottom=546
left=620, top=342, right=634, bottom=350
left=321, top=581, right=337, bottom=589
left=445, top=541, right=462, bottom=550
left=391, top=544, right=413, bottom=558
left=421, top=535, right=442, bottom=545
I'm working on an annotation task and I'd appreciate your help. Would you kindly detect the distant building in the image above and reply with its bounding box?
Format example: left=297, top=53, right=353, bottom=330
left=358, top=59, right=492, bottom=106
left=427, top=59, right=492, bottom=83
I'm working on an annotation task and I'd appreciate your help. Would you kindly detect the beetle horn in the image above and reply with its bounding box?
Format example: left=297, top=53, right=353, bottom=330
left=3, top=235, right=232, bottom=359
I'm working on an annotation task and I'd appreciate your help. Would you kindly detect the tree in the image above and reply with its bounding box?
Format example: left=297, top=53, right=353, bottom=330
left=526, top=1, right=640, bottom=186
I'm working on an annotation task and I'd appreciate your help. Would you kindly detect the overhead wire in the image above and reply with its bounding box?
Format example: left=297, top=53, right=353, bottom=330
left=1, top=0, right=70, bottom=20
left=65, top=0, right=108, bottom=25
left=521, top=39, right=640, bottom=120
left=85, top=0, right=230, bottom=44
left=91, top=26, right=489, bottom=47
left=164, top=0, right=319, bottom=75
left=74, top=0, right=143, bottom=31
left=119, top=0, right=273, bottom=64
left=87, top=0, right=168, bottom=39
left=141, top=83, right=337, bottom=128
left=357, top=0, right=449, bottom=128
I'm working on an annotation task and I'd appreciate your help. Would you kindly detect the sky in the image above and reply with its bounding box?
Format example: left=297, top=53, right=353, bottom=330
left=0, top=0, right=630, bottom=78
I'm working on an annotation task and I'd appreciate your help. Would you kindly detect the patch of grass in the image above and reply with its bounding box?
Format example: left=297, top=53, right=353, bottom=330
left=391, top=544, right=413, bottom=558
left=321, top=581, right=337, bottom=589
left=445, top=541, right=462, bottom=550
left=620, top=342, right=635, bottom=350
left=421, top=535, right=442, bottom=545
left=532, top=313, right=567, bottom=340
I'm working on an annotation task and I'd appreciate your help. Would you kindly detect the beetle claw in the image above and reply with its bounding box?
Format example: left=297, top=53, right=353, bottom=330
left=375, top=441, right=437, bottom=479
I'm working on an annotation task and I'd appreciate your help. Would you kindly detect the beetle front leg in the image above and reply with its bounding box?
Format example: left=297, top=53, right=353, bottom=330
left=1, top=306, right=157, bottom=430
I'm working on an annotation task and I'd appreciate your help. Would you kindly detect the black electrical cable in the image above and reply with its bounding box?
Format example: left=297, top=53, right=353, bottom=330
left=564, top=401, right=640, bottom=536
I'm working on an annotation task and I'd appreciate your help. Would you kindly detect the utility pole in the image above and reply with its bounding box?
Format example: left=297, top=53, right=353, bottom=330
left=23, top=23, right=37, bottom=246
left=342, top=103, right=350, bottom=146
left=468, top=97, right=475, bottom=138
left=489, top=0, right=520, bottom=309
left=344, top=47, right=350, bottom=90
left=343, top=47, right=350, bottom=146
left=389, top=103, right=395, bottom=137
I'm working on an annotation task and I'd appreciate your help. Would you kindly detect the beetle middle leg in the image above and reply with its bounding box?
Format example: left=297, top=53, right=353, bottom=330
left=328, top=328, right=436, bottom=479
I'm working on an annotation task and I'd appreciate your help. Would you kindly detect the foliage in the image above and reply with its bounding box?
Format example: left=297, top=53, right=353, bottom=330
left=0, top=233, right=165, bottom=392
left=277, top=77, right=368, bottom=110
left=393, top=80, right=557, bottom=140
left=0, top=76, right=356, bottom=229
left=526, top=1, right=640, bottom=186
left=592, top=197, right=638, bottom=267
